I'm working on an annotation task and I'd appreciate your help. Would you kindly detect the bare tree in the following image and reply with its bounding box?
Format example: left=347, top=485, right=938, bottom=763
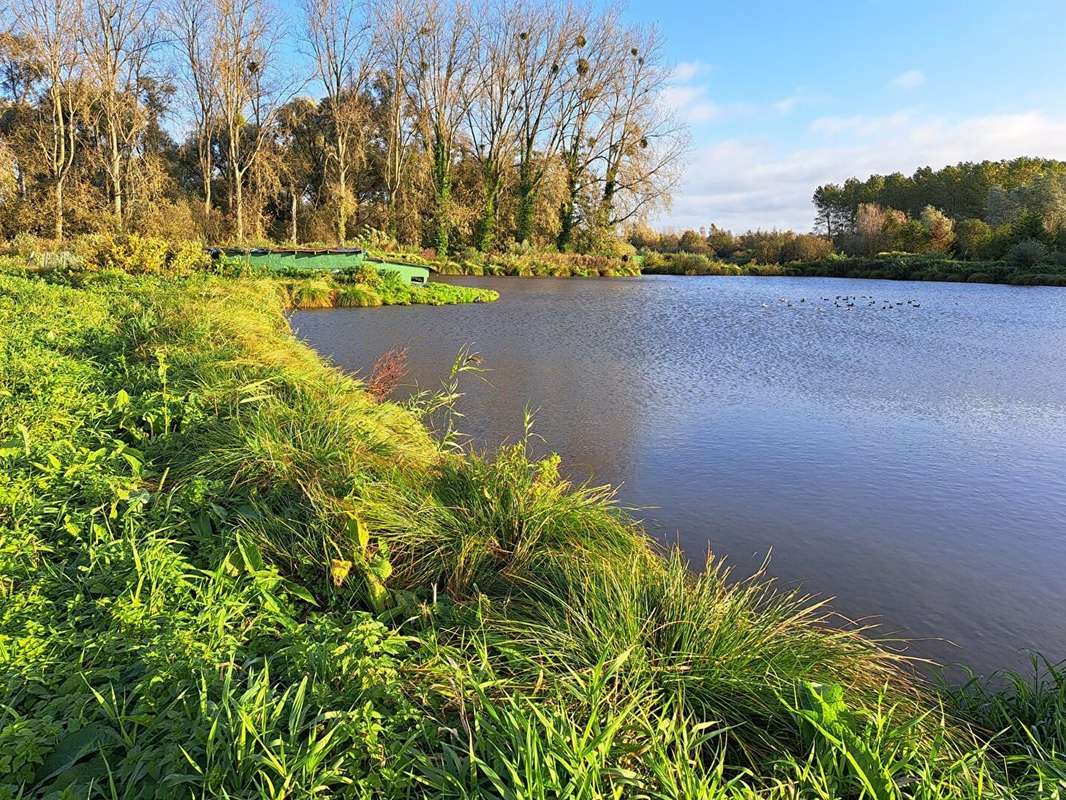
left=83, top=0, right=162, bottom=225
left=592, top=26, right=684, bottom=236
left=170, top=0, right=220, bottom=221
left=462, top=0, right=520, bottom=250
left=511, top=1, right=582, bottom=245
left=15, top=0, right=85, bottom=240
left=373, top=0, right=417, bottom=238
left=554, top=11, right=617, bottom=250
left=273, top=97, right=316, bottom=243
left=407, top=0, right=474, bottom=256
left=303, top=0, right=373, bottom=243
left=215, top=0, right=300, bottom=242
left=556, top=21, right=683, bottom=249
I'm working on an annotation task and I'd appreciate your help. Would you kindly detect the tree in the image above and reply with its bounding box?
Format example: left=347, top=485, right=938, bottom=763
left=303, top=0, right=373, bottom=243
left=919, top=205, right=954, bottom=253
left=855, top=203, right=897, bottom=255
left=510, top=0, right=580, bottom=245
left=555, top=13, right=615, bottom=250
left=406, top=0, right=475, bottom=255
left=591, top=26, right=683, bottom=241
left=15, top=0, right=85, bottom=240
left=706, top=224, right=737, bottom=257
left=273, top=98, right=317, bottom=243
left=780, top=233, right=832, bottom=262
left=462, top=0, right=522, bottom=250
left=84, top=0, right=162, bottom=226
left=370, top=0, right=418, bottom=239
left=955, top=218, right=992, bottom=260
left=677, top=228, right=708, bottom=254
left=215, top=0, right=297, bottom=242
left=170, top=0, right=220, bottom=223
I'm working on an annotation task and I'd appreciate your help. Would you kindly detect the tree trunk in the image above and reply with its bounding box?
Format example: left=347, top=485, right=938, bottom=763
left=475, top=164, right=501, bottom=252
left=432, top=134, right=451, bottom=257
left=515, top=158, right=535, bottom=245
left=336, top=182, right=348, bottom=245
left=54, top=178, right=64, bottom=241
left=201, top=136, right=213, bottom=219
left=235, top=174, right=244, bottom=242
left=596, top=172, right=617, bottom=241
left=336, top=137, right=350, bottom=245
left=556, top=197, right=575, bottom=251
left=556, top=151, right=580, bottom=251
left=291, top=188, right=298, bottom=243
left=109, top=122, right=124, bottom=225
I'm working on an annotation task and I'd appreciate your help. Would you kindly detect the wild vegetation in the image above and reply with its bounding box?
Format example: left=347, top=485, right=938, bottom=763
left=631, top=158, right=1066, bottom=286
left=0, top=0, right=683, bottom=261
left=1, top=266, right=1064, bottom=797
left=0, top=233, right=499, bottom=306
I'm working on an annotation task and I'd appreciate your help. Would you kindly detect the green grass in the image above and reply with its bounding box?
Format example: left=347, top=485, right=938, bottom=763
left=282, top=274, right=498, bottom=309
left=0, top=269, right=1062, bottom=797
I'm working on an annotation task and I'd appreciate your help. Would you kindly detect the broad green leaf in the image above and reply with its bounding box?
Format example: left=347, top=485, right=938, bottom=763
left=330, top=558, right=352, bottom=587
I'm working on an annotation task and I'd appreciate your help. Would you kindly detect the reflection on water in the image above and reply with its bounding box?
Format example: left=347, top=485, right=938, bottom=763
left=292, top=275, right=1066, bottom=675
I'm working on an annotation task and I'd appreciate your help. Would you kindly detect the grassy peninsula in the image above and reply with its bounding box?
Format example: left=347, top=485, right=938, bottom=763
left=1, top=266, right=1063, bottom=798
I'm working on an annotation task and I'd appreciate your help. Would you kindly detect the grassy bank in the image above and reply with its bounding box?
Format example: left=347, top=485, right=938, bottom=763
left=276, top=273, right=498, bottom=309
left=1, top=270, right=1063, bottom=797
left=642, top=252, right=1066, bottom=287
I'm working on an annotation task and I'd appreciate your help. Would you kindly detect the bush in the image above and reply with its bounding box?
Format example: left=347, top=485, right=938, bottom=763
left=0, top=254, right=28, bottom=275
left=955, top=218, right=993, bottom=259
left=170, top=239, right=211, bottom=273
left=73, top=233, right=207, bottom=275
left=780, top=234, right=833, bottom=263
left=335, top=285, right=383, bottom=307
left=1006, top=238, right=1051, bottom=268
left=289, top=280, right=335, bottom=308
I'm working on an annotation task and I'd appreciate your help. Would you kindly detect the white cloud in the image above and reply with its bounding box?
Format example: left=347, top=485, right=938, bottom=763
left=670, top=61, right=707, bottom=83
left=809, top=110, right=915, bottom=137
left=660, top=84, right=719, bottom=123
left=773, top=89, right=829, bottom=115
left=889, top=69, right=926, bottom=90
left=654, top=110, right=1066, bottom=233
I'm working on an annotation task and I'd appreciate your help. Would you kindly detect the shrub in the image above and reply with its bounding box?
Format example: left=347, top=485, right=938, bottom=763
left=354, top=264, right=384, bottom=288
left=0, top=254, right=28, bottom=275
left=955, top=218, right=993, bottom=259
left=72, top=233, right=205, bottom=275
left=780, top=234, right=833, bottom=262
left=335, top=285, right=383, bottom=307
left=290, top=280, right=335, bottom=308
left=1006, top=238, right=1051, bottom=268
left=169, top=240, right=211, bottom=274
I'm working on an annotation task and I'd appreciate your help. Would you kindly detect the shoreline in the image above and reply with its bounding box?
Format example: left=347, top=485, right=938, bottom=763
left=1, top=269, right=1062, bottom=796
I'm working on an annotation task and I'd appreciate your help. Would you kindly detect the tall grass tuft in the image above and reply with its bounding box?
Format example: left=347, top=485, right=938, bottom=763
left=289, top=279, right=335, bottom=308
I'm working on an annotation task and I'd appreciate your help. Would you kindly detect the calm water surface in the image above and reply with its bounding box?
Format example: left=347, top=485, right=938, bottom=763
left=292, top=275, right=1066, bottom=675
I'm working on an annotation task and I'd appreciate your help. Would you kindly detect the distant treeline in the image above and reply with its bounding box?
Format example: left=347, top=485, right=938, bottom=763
left=811, top=157, right=1066, bottom=238
left=630, top=158, right=1066, bottom=279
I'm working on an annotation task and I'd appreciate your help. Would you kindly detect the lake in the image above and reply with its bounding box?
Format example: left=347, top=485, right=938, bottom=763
left=292, top=275, right=1066, bottom=676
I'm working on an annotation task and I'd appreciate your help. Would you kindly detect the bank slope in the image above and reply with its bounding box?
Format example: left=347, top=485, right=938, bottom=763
left=0, top=272, right=1058, bottom=798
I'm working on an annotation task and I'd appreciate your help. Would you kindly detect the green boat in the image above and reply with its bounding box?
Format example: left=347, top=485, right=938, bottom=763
left=215, top=247, right=431, bottom=285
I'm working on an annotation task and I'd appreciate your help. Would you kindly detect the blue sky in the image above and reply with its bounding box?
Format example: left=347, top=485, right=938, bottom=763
left=628, top=0, right=1066, bottom=232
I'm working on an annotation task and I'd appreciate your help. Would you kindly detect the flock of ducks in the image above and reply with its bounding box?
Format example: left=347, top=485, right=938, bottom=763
left=762, top=295, right=923, bottom=311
